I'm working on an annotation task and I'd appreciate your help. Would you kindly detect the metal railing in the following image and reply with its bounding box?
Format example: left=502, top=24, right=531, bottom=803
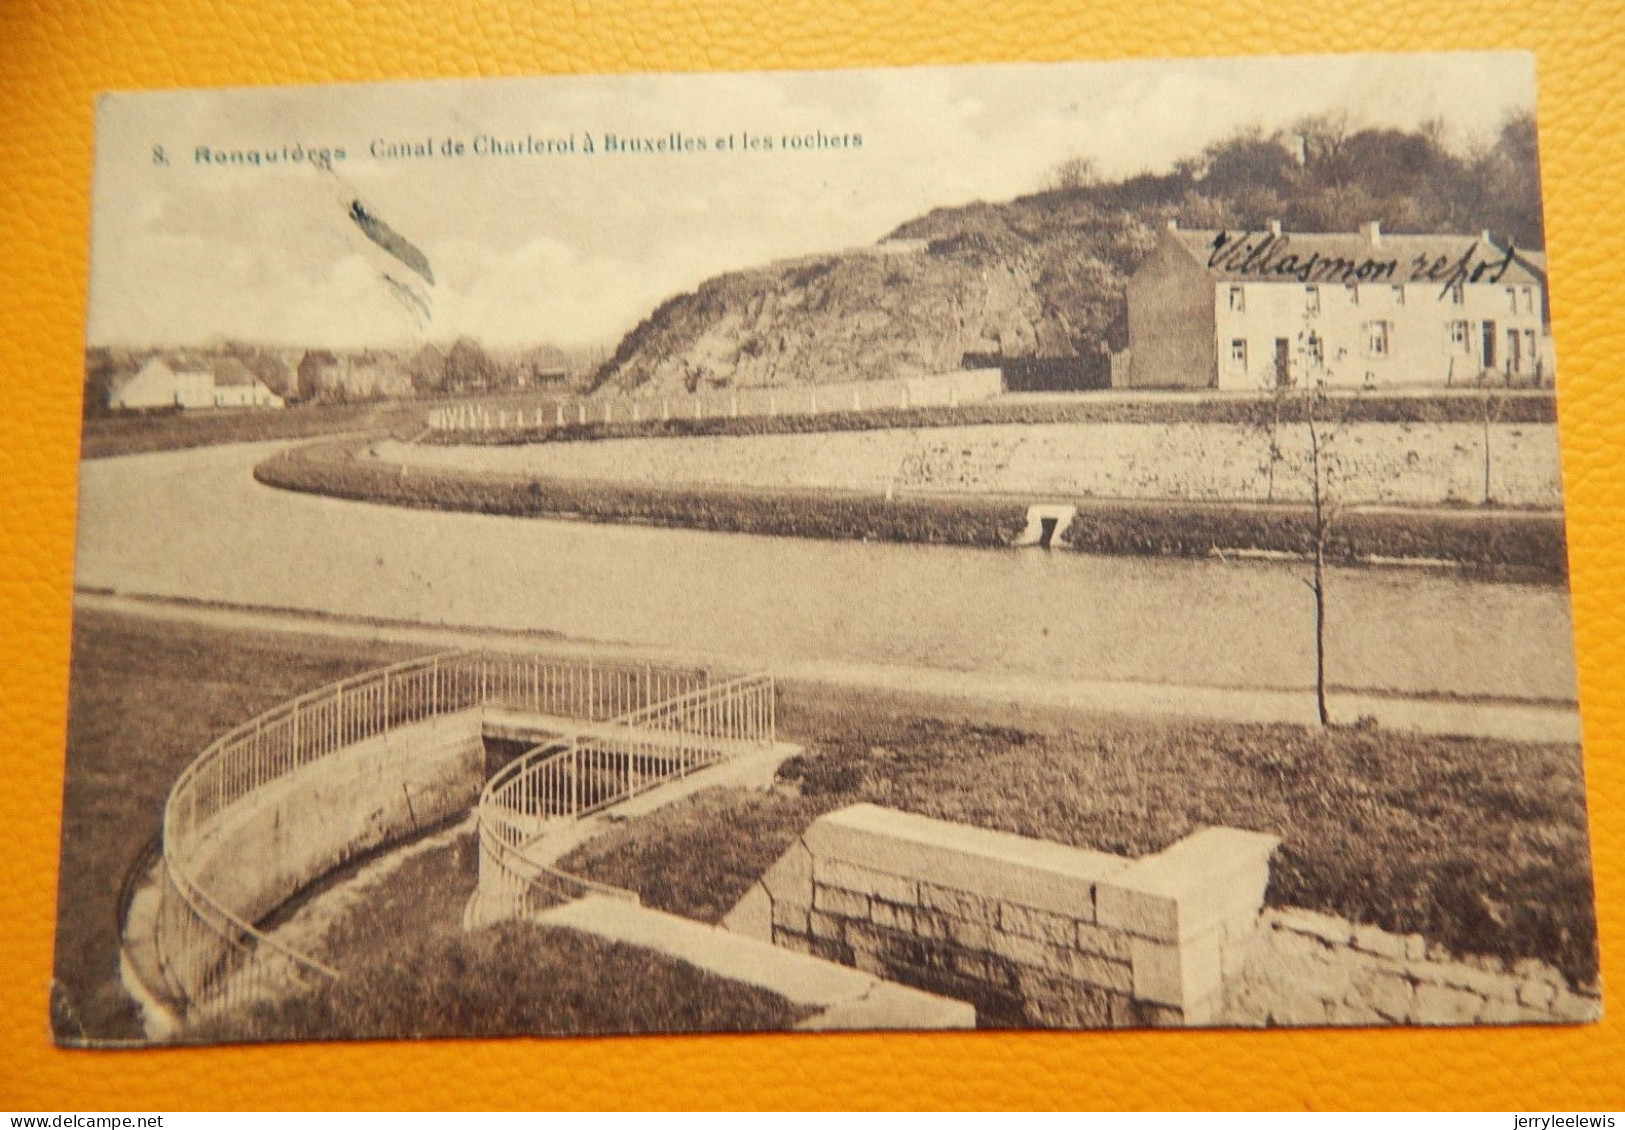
left=151, top=650, right=720, bottom=1015
left=474, top=674, right=777, bottom=923
left=473, top=803, right=642, bottom=927
left=613, top=672, right=777, bottom=744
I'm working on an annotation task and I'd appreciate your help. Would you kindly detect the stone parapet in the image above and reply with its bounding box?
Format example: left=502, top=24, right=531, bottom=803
left=724, top=803, right=1279, bottom=1027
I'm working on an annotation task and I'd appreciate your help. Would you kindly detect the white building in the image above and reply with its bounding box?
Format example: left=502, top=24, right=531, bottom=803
left=1126, top=221, right=1550, bottom=391
left=108, top=358, right=214, bottom=410
left=108, top=356, right=284, bottom=411
left=209, top=358, right=285, bottom=408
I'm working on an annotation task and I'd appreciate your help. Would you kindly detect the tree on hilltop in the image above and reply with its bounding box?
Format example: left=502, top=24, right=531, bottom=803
left=1046, top=156, right=1099, bottom=192
left=444, top=337, right=498, bottom=392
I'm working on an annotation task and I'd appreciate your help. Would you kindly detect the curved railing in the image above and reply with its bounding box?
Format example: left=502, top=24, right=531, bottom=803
left=472, top=759, right=644, bottom=925
left=151, top=650, right=717, bottom=1015
left=474, top=673, right=777, bottom=923
left=157, top=650, right=463, bottom=1010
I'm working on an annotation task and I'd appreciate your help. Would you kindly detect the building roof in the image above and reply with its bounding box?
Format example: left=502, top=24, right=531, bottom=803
left=108, top=357, right=201, bottom=398
left=1165, top=225, right=1545, bottom=288
left=1512, top=248, right=1548, bottom=278
left=118, top=357, right=174, bottom=384
left=211, top=357, right=259, bottom=387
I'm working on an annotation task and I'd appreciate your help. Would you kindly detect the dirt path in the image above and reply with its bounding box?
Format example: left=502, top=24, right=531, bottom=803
left=262, top=816, right=477, bottom=963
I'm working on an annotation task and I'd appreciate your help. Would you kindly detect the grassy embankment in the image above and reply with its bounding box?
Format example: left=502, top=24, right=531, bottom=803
left=78, top=402, right=419, bottom=460
left=53, top=610, right=423, bottom=1042
left=57, top=609, right=806, bottom=1043
left=60, top=611, right=1596, bottom=1043
left=423, top=388, right=1559, bottom=446
left=76, top=392, right=557, bottom=459
left=191, top=833, right=809, bottom=1042
left=256, top=437, right=1569, bottom=578
left=78, top=385, right=1556, bottom=463
left=562, top=684, right=1598, bottom=987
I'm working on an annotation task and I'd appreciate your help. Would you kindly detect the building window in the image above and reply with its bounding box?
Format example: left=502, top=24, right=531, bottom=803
left=1229, top=339, right=1248, bottom=371
left=1305, top=285, right=1321, bottom=313
left=1228, top=285, right=1245, bottom=312
left=1363, top=320, right=1391, bottom=358
left=1521, top=285, right=1536, bottom=313
left=1305, top=332, right=1324, bottom=369
left=1392, top=285, right=1406, bottom=305
left=1449, top=320, right=1472, bottom=353
left=1507, top=287, right=1518, bottom=312
left=1347, top=283, right=1359, bottom=303
left=1448, top=283, right=1464, bottom=305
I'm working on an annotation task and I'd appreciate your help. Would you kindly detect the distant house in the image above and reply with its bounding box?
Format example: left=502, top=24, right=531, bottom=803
left=210, top=357, right=285, bottom=408
left=107, top=356, right=284, bottom=411
left=344, top=359, right=411, bottom=399
left=108, top=358, right=214, bottom=410
left=1125, top=221, right=1549, bottom=390
left=297, top=352, right=408, bottom=400
left=526, top=366, right=570, bottom=387
left=1507, top=247, right=1558, bottom=377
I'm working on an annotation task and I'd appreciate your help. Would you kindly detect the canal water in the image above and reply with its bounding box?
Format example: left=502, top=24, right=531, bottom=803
left=73, top=442, right=1579, bottom=704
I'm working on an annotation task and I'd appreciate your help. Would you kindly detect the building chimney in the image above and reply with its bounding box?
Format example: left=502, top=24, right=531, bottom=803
left=1268, top=219, right=1282, bottom=237
left=1359, top=220, right=1382, bottom=247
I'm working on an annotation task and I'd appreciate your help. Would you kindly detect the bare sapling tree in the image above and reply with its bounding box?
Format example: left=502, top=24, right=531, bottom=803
left=1256, top=337, right=1353, bottom=728
left=1478, top=370, right=1509, bottom=506
left=1301, top=382, right=1345, bottom=727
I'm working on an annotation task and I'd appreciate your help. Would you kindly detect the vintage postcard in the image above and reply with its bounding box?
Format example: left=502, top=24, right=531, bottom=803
left=58, top=52, right=1599, bottom=1046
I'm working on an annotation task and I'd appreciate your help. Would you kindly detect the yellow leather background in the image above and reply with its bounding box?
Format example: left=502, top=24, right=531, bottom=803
left=2, top=0, right=1621, bottom=1110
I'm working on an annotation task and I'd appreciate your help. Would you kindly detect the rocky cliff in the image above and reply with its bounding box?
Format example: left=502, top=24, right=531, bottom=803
left=589, top=200, right=1160, bottom=397
left=588, top=117, right=1544, bottom=397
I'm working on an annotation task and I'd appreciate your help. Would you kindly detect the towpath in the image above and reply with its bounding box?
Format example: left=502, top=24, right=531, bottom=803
left=76, top=591, right=1580, bottom=744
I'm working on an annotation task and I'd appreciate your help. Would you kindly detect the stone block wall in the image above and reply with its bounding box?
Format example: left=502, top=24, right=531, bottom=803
left=395, top=420, right=1562, bottom=509
left=184, top=711, right=487, bottom=929
left=723, top=804, right=1279, bottom=1027
left=1222, top=908, right=1603, bottom=1027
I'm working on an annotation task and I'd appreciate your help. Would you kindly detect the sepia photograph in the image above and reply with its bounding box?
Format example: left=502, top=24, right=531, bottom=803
left=57, top=51, right=1600, bottom=1047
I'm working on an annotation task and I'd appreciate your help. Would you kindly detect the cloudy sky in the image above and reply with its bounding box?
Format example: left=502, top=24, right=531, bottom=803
left=88, top=52, right=1537, bottom=350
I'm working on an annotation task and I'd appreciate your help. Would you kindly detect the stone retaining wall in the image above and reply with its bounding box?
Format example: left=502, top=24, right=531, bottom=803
left=384, top=419, right=1562, bottom=509
left=1222, top=908, right=1602, bottom=1027
left=724, top=804, right=1601, bottom=1030
left=183, top=712, right=487, bottom=929
left=723, top=803, right=1279, bottom=1027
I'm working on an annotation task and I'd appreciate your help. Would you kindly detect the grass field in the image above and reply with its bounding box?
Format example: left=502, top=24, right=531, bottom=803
left=256, top=437, right=1569, bottom=577
left=77, top=402, right=425, bottom=459
left=261, top=439, right=1033, bottom=547
left=56, top=610, right=1596, bottom=1044
left=77, top=388, right=1558, bottom=463
left=193, top=833, right=809, bottom=1042
left=562, top=683, right=1598, bottom=987
left=52, top=609, right=421, bottom=1042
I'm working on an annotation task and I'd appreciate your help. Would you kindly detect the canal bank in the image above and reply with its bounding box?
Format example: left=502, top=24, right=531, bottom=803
left=72, top=589, right=1579, bottom=744
left=74, top=441, right=1580, bottom=722
left=258, top=437, right=1567, bottom=576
